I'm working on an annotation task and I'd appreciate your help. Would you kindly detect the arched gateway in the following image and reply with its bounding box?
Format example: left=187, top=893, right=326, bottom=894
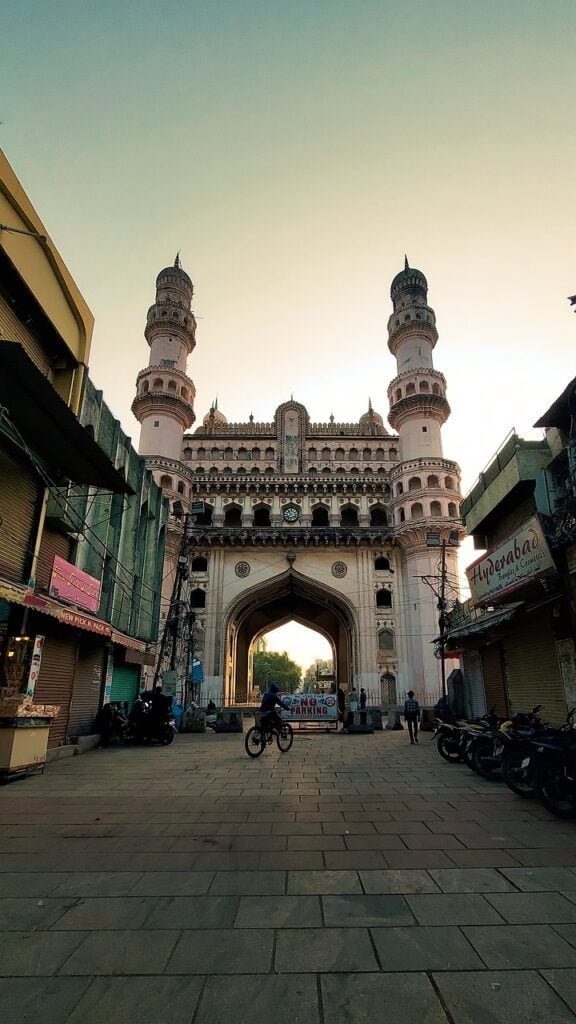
left=134, top=257, right=465, bottom=703
left=224, top=569, right=355, bottom=704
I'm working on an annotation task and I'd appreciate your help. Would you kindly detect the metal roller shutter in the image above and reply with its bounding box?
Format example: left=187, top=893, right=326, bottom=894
left=480, top=642, right=508, bottom=717
left=462, top=650, right=486, bottom=719
left=34, top=626, right=78, bottom=747
left=68, top=640, right=105, bottom=737
left=110, top=663, right=140, bottom=709
left=0, top=447, right=39, bottom=583
left=503, top=611, right=567, bottom=725
left=36, top=528, right=72, bottom=592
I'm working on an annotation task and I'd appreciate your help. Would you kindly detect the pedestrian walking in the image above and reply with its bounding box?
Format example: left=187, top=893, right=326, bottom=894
left=359, top=687, right=367, bottom=710
left=404, top=690, right=420, bottom=744
left=348, top=686, right=359, bottom=713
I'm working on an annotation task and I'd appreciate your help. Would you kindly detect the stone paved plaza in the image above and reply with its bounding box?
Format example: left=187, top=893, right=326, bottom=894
left=1, top=728, right=576, bottom=1023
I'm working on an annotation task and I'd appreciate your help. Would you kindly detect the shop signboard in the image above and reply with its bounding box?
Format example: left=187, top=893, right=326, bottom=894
left=466, top=516, right=555, bottom=605
left=280, top=693, right=338, bottom=722
left=58, top=608, right=111, bottom=636
left=49, top=556, right=101, bottom=613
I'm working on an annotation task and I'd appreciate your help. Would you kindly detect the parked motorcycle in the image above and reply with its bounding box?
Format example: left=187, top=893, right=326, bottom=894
left=471, top=706, right=545, bottom=782
left=529, top=709, right=576, bottom=818
left=434, top=708, right=498, bottom=765
left=128, top=697, right=175, bottom=746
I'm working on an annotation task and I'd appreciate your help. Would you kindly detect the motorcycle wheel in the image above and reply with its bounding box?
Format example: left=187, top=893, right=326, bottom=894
left=539, top=771, right=576, bottom=819
left=471, top=739, right=502, bottom=780
left=245, top=726, right=266, bottom=758
left=462, top=738, right=476, bottom=768
left=437, top=735, right=461, bottom=763
left=160, top=724, right=175, bottom=746
left=276, top=722, right=294, bottom=753
left=502, top=750, right=535, bottom=798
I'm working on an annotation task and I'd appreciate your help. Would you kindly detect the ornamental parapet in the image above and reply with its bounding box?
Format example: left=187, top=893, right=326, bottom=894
left=388, top=393, right=450, bottom=430
left=186, top=525, right=394, bottom=548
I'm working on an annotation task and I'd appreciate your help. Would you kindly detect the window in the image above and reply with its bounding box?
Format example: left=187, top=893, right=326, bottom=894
left=408, top=476, right=421, bottom=491
left=340, top=505, right=358, bottom=528
left=251, top=448, right=261, bottom=460
left=448, top=502, right=458, bottom=517
left=335, top=447, right=345, bottom=460
left=142, top=381, right=149, bottom=393
left=406, top=383, right=415, bottom=396
left=370, top=507, right=388, bottom=527
left=422, top=426, right=428, bottom=432
left=312, top=506, right=329, bottom=526
left=363, top=448, right=371, bottom=461
left=322, top=447, right=331, bottom=460
left=181, top=387, right=188, bottom=399
left=183, top=447, right=192, bottom=460
left=154, top=420, right=159, bottom=427
left=308, top=447, right=317, bottom=461
left=445, top=476, right=454, bottom=490
left=380, top=672, right=397, bottom=705
left=196, top=467, right=205, bottom=475
left=427, top=475, right=439, bottom=488
left=389, top=448, right=398, bottom=460
left=168, top=381, right=177, bottom=392
left=349, top=467, right=360, bottom=476
left=430, top=500, right=442, bottom=516
left=224, top=505, right=242, bottom=527
left=224, top=447, right=233, bottom=459
left=160, top=475, right=173, bottom=489
left=374, top=556, right=390, bottom=571
left=378, top=628, right=394, bottom=651
left=322, top=467, right=332, bottom=475
left=253, top=506, right=271, bottom=526
left=195, top=504, right=213, bottom=526
left=177, top=481, right=185, bottom=495
left=396, top=482, right=404, bottom=496
left=410, top=502, right=424, bottom=519
left=265, top=447, right=275, bottom=459
left=349, top=448, right=359, bottom=460
left=211, top=448, right=220, bottom=459
left=153, top=378, right=163, bottom=389
left=395, top=389, right=402, bottom=402
left=190, top=588, right=206, bottom=609
left=197, top=447, right=206, bottom=459
left=160, top=359, right=177, bottom=367
left=432, top=384, right=440, bottom=395
left=419, top=381, right=429, bottom=392
left=191, top=556, right=208, bottom=572
left=399, top=508, right=406, bottom=523
left=376, top=588, right=392, bottom=608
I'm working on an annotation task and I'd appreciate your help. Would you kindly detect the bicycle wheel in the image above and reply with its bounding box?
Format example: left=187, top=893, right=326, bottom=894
left=245, top=726, right=266, bottom=758
left=276, top=721, right=294, bottom=753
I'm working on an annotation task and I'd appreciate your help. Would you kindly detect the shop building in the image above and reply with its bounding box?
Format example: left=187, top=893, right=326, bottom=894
left=0, top=150, right=167, bottom=747
left=445, top=396, right=576, bottom=723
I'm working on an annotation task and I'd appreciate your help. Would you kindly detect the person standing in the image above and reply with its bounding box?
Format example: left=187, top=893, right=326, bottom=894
left=404, top=690, right=420, bottom=744
left=359, top=687, right=367, bottom=710
left=337, top=685, right=346, bottom=728
left=348, top=686, right=359, bottom=713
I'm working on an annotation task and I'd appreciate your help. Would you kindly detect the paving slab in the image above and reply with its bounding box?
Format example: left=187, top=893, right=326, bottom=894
left=166, top=928, right=274, bottom=973
left=235, top=894, right=321, bottom=928
left=500, top=867, right=576, bottom=891
left=0, top=977, right=91, bottom=1024
left=434, top=969, right=576, bottom=1024
left=321, top=972, right=447, bottom=1024
left=463, top=924, right=576, bottom=969
left=405, top=893, right=504, bottom=926
left=486, top=891, right=576, bottom=924
left=129, top=871, right=214, bottom=896
left=275, top=927, right=378, bottom=972
left=372, top=924, right=484, bottom=971
left=58, top=929, right=180, bottom=975
left=359, top=869, right=440, bottom=894
left=209, top=870, right=286, bottom=895
left=196, top=975, right=319, bottom=1024
left=322, top=893, right=414, bottom=927
left=287, top=870, right=362, bottom=894
left=0, top=896, right=77, bottom=930
left=0, top=930, right=88, bottom=976
left=428, top=868, right=516, bottom=893
left=541, top=970, right=576, bottom=1016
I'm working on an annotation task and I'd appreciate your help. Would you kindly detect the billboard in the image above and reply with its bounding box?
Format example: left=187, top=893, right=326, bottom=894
left=280, top=693, right=338, bottom=722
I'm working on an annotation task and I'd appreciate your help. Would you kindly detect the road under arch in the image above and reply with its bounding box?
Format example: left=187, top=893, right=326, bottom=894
left=224, top=569, right=356, bottom=703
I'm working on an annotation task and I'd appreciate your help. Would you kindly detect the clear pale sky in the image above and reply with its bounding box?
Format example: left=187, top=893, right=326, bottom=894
left=3, top=1, right=575, bottom=669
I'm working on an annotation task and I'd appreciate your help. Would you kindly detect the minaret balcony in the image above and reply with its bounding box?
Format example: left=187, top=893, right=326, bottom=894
left=388, top=393, right=450, bottom=431
left=131, top=389, right=195, bottom=430
left=388, top=369, right=447, bottom=405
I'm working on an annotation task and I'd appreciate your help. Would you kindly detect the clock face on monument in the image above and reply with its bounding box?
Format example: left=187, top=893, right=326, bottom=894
left=283, top=504, right=300, bottom=523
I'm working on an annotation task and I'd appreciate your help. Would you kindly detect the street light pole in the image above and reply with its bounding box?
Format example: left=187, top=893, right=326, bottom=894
left=438, top=541, right=447, bottom=702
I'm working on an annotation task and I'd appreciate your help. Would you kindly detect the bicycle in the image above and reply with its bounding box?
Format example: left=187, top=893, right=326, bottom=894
left=244, top=713, right=294, bottom=758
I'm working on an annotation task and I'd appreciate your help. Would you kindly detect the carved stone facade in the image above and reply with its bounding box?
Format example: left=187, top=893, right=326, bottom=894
left=133, top=257, right=464, bottom=704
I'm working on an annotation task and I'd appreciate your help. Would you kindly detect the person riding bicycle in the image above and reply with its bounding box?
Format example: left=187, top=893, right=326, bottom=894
left=259, top=682, right=291, bottom=735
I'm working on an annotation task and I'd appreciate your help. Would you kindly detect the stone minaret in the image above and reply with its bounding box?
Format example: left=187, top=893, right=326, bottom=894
left=387, top=259, right=464, bottom=699
left=132, top=256, right=196, bottom=463
left=132, top=258, right=197, bottom=678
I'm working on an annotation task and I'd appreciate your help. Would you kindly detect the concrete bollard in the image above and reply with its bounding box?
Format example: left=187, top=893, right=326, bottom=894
left=346, top=710, right=374, bottom=734
left=368, top=708, right=383, bottom=731
left=214, top=710, right=244, bottom=733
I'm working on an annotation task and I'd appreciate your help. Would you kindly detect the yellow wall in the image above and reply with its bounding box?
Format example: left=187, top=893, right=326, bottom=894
left=0, top=150, right=94, bottom=410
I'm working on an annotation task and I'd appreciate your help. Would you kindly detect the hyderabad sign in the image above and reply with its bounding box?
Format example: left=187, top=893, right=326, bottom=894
left=280, top=694, right=338, bottom=721
left=466, top=516, right=555, bottom=605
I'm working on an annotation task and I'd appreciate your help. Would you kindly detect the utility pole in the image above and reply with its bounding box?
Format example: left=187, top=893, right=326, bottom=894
left=423, top=528, right=460, bottom=703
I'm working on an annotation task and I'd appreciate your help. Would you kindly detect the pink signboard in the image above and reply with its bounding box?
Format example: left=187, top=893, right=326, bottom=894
left=49, top=556, right=101, bottom=613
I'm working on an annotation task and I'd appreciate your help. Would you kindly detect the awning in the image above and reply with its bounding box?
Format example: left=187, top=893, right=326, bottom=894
left=0, top=341, right=132, bottom=493
left=0, top=578, right=147, bottom=649
left=443, top=602, right=524, bottom=645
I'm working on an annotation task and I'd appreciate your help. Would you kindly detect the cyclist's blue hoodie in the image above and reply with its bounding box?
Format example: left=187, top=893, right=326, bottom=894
left=260, top=683, right=290, bottom=714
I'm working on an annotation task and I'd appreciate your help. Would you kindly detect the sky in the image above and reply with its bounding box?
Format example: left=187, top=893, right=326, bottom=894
left=2, top=1, right=575, bottom=670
